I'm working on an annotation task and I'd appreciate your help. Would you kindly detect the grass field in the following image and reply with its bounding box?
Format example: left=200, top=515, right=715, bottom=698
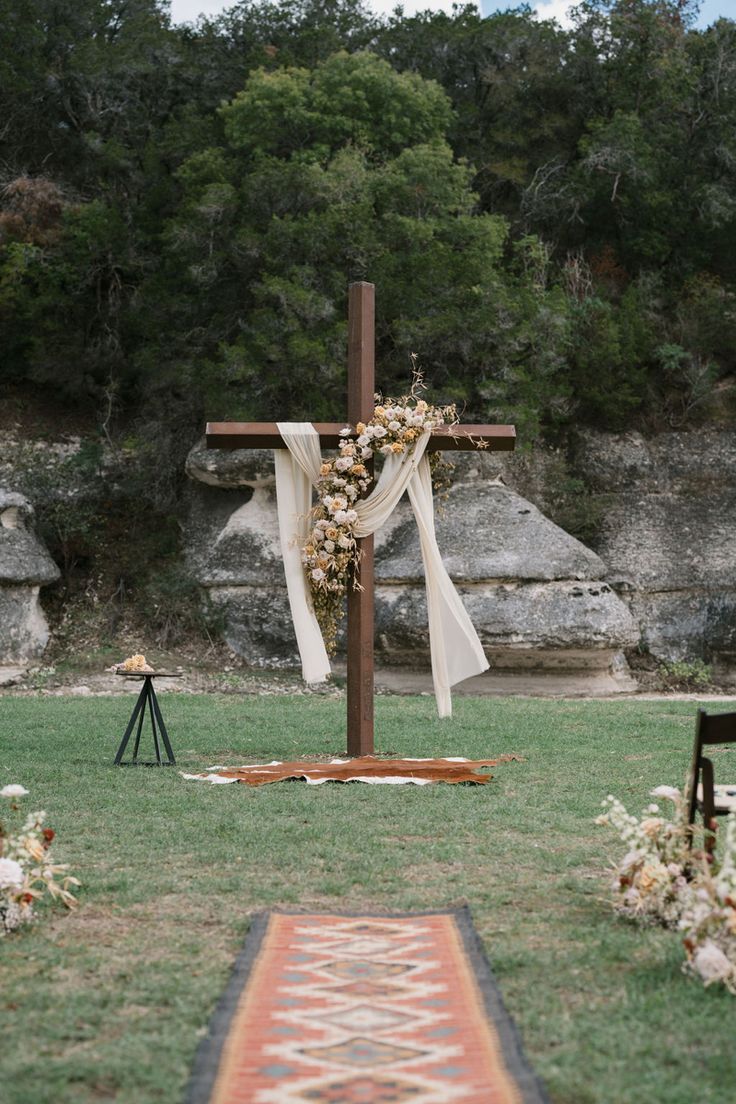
left=2, top=693, right=735, bottom=1103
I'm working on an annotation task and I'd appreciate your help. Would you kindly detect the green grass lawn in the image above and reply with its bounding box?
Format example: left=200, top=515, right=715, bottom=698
left=2, top=693, right=735, bottom=1103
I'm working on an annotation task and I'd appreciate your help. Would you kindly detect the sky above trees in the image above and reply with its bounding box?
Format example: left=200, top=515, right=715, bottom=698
left=168, top=0, right=732, bottom=28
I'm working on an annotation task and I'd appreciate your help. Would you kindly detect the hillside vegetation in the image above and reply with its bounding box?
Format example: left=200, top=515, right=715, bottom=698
left=1, top=0, right=735, bottom=647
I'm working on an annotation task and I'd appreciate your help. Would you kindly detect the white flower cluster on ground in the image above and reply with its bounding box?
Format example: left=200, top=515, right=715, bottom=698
left=597, top=789, right=736, bottom=993
left=0, top=785, right=79, bottom=936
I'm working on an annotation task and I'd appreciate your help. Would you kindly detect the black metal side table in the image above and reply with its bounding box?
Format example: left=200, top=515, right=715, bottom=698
left=113, top=672, right=178, bottom=766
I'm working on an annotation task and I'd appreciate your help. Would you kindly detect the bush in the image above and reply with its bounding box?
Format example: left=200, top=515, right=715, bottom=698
left=657, top=659, right=714, bottom=692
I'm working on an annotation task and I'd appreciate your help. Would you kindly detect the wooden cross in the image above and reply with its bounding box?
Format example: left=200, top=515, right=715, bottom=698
left=205, top=282, right=516, bottom=756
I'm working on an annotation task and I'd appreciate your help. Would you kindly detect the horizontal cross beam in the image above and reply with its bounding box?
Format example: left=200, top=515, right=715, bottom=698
left=205, top=421, right=516, bottom=452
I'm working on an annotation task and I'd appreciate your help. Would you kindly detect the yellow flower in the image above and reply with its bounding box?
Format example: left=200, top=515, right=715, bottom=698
left=404, top=428, right=417, bottom=441
left=391, top=442, right=404, bottom=453
left=320, top=462, right=331, bottom=476
left=640, top=817, right=663, bottom=838
left=325, top=527, right=338, bottom=540
left=356, top=422, right=366, bottom=434
left=350, top=463, right=366, bottom=475
left=374, top=405, right=386, bottom=417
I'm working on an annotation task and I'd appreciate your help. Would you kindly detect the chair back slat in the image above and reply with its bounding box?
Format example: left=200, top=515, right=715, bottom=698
left=697, top=710, right=736, bottom=746
left=688, top=709, right=736, bottom=849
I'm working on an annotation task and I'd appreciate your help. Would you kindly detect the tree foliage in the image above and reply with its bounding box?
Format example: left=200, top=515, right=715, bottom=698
left=1, top=0, right=735, bottom=445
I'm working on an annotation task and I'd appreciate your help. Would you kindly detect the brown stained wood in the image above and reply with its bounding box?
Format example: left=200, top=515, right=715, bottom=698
left=347, top=282, right=375, bottom=757
left=205, top=421, right=516, bottom=452
left=347, top=282, right=375, bottom=427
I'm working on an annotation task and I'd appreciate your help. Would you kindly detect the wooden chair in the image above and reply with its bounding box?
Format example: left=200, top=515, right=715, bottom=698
left=687, top=708, right=736, bottom=849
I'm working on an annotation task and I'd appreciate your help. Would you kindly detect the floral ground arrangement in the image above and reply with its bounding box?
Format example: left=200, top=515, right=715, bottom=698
left=597, top=789, right=736, bottom=992
left=2, top=695, right=736, bottom=1104
left=0, top=784, right=78, bottom=935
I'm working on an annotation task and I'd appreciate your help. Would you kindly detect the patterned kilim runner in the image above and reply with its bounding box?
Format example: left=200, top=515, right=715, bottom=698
left=185, top=910, right=548, bottom=1104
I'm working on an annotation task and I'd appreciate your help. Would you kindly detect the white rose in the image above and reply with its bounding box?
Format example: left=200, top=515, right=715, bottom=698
left=388, top=420, right=401, bottom=432
left=372, top=425, right=387, bottom=438
left=335, top=457, right=351, bottom=472
left=357, top=434, right=370, bottom=447
left=380, top=444, right=393, bottom=455
left=310, top=568, right=325, bottom=581
left=316, top=519, right=330, bottom=530
left=332, top=477, right=346, bottom=487
left=1, top=785, right=29, bottom=799
left=361, top=447, right=373, bottom=459
left=333, top=510, right=349, bottom=524
left=412, top=414, right=425, bottom=426
left=0, top=858, right=24, bottom=890
left=345, top=509, right=358, bottom=523
left=324, top=540, right=335, bottom=553
left=313, top=529, right=324, bottom=542
left=345, top=485, right=358, bottom=499
left=692, top=941, right=733, bottom=984
left=322, top=495, right=333, bottom=508
left=338, top=535, right=352, bottom=549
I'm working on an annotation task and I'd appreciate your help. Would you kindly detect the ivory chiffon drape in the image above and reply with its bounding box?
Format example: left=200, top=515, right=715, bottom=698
left=274, top=422, right=488, bottom=716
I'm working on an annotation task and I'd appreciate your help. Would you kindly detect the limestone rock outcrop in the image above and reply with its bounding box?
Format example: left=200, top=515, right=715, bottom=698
left=185, top=441, right=637, bottom=683
left=0, top=490, right=59, bottom=661
left=575, top=429, right=736, bottom=676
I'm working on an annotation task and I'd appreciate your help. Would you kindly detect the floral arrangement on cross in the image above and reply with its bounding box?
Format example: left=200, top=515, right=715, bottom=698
left=303, top=369, right=457, bottom=653
left=0, top=784, right=79, bottom=936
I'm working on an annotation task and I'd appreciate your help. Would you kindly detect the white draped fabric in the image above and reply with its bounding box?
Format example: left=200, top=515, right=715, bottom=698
left=274, top=422, right=489, bottom=716
left=273, top=424, right=331, bottom=685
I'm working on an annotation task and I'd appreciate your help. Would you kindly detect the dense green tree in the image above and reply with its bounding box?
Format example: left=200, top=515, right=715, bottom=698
left=1, top=0, right=735, bottom=442
left=143, top=50, right=569, bottom=437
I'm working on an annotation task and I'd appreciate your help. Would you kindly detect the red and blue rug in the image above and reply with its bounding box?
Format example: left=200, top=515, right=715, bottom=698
left=186, top=910, right=547, bottom=1103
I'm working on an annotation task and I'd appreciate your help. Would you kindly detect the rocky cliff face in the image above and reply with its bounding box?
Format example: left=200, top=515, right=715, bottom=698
left=2, top=417, right=731, bottom=687
left=184, top=440, right=638, bottom=686
left=0, top=490, right=59, bottom=662
left=573, top=429, right=736, bottom=679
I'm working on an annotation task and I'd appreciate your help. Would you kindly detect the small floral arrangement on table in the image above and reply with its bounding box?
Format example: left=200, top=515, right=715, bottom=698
left=304, top=371, right=457, bottom=653
left=110, top=653, right=154, bottom=674
left=597, top=789, right=736, bottom=993
left=0, top=784, right=80, bottom=936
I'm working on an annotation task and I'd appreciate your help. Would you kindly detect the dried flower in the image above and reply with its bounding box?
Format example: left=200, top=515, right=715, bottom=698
left=301, top=369, right=458, bottom=653
left=0, top=787, right=79, bottom=936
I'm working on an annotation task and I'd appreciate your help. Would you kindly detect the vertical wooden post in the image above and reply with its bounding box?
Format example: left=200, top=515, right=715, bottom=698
left=346, top=282, right=375, bottom=757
